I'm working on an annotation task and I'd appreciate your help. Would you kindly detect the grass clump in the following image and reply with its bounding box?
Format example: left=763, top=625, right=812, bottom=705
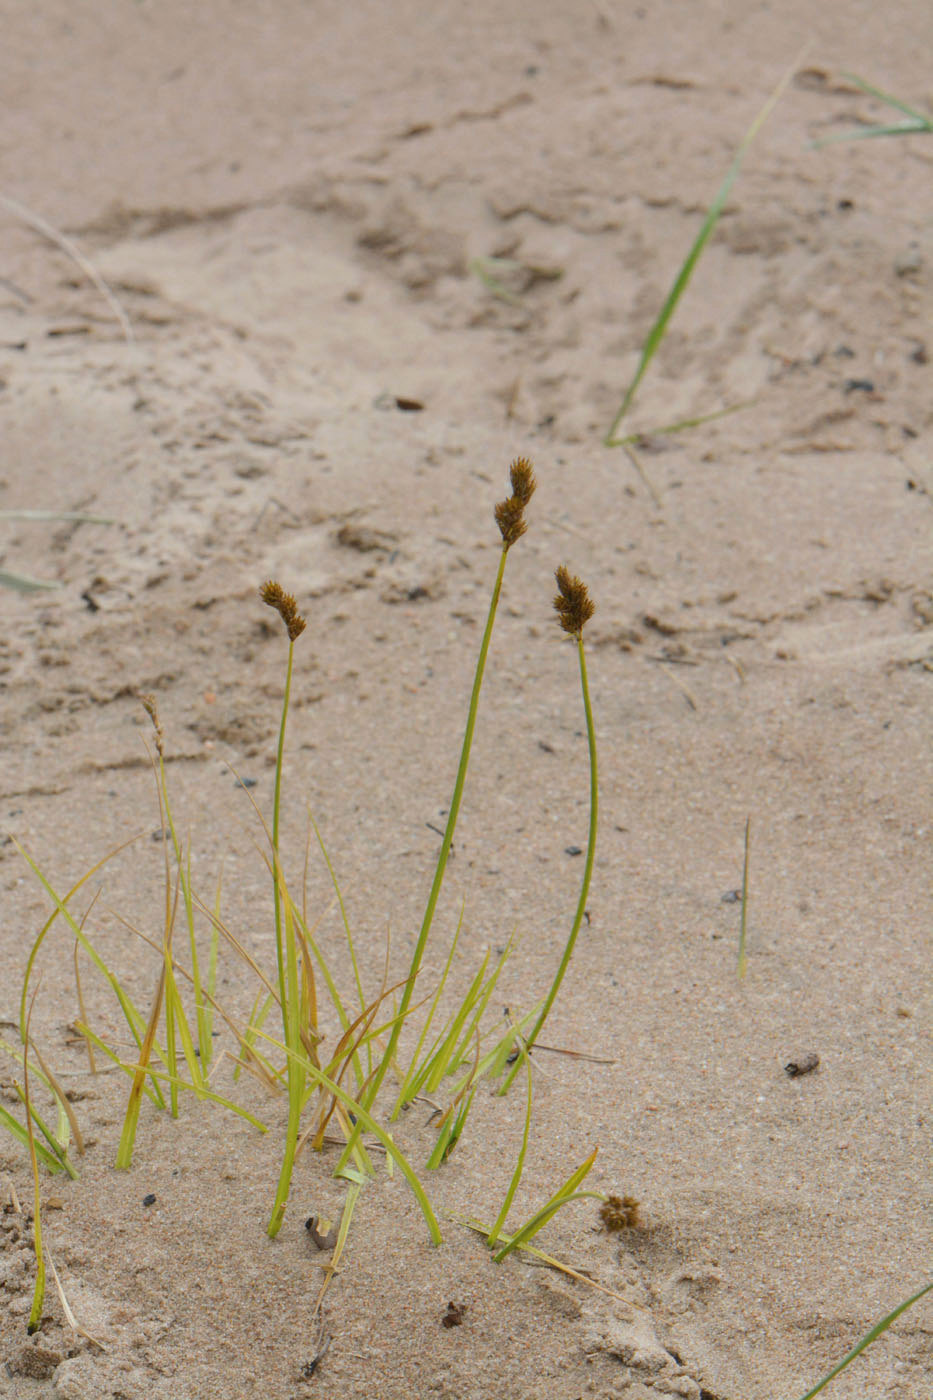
left=5, top=457, right=608, bottom=1323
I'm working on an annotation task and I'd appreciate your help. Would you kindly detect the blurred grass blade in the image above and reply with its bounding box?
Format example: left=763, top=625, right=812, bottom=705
left=814, top=75, right=931, bottom=145
left=793, top=1280, right=933, bottom=1400
left=0, top=509, right=116, bottom=524
left=605, top=62, right=795, bottom=446
left=737, top=816, right=751, bottom=978
left=0, top=568, right=61, bottom=592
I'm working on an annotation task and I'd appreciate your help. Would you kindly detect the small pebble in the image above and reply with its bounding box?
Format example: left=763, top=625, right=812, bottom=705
left=785, top=1053, right=820, bottom=1078
left=142, top=1193, right=157, bottom=1207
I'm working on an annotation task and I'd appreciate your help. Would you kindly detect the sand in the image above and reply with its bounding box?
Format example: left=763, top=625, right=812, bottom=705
left=1, top=3, right=930, bottom=1397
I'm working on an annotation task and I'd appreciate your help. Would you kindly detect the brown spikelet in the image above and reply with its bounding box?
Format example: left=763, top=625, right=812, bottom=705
left=599, top=1194, right=641, bottom=1232
left=508, top=457, right=536, bottom=507
left=495, top=456, right=537, bottom=548
left=260, top=580, right=306, bottom=641
left=139, top=693, right=164, bottom=757
left=553, top=566, right=595, bottom=636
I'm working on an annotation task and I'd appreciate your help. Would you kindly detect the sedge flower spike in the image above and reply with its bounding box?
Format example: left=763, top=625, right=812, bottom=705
left=260, top=580, right=306, bottom=641
left=494, top=457, right=537, bottom=548
left=553, top=565, right=595, bottom=637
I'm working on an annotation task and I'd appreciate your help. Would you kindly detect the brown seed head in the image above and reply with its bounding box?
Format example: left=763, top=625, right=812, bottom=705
left=508, top=457, right=536, bottom=507
left=260, top=580, right=306, bottom=642
left=554, top=565, right=595, bottom=636
left=139, top=693, right=164, bottom=757
left=495, top=456, right=537, bottom=548
left=599, top=1194, right=641, bottom=1232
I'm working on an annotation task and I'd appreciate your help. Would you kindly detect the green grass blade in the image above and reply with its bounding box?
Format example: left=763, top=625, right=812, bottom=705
left=493, top=1148, right=598, bottom=1261
left=792, top=1280, right=932, bottom=1400
left=253, top=1027, right=442, bottom=1244
left=426, top=1084, right=477, bottom=1168
left=453, top=1002, right=543, bottom=1093
left=310, top=815, right=367, bottom=1021
left=487, top=1048, right=532, bottom=1245
left=73, top=1026, right=267, bottom=1131
left=394, top=904, right=465, bottom=1110
left=116, top=965, right=167, bottom=1169
left=421, top=953, right=489, bottom=1095
left=0, top=1100, right=70, bottom=1174
left=15, top=835, right=141, bottom=1037
left=842, top=74, right=932, bottom=122
left=605, top=65, right=794, bottom=446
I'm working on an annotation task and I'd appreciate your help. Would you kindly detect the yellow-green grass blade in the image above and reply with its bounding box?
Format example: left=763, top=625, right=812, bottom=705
left=605, top=65, right=795, bottom=446
left=21, top=990, right=46, bottom=1332
left=460, top=1216, right=644, bottom=1308
left=11, top=1085, right=78, bottom=1178
left=1, top=1035, right=76, bottom=1159
left=116, top=963, right=167, bottom=1168
left=0, top=1100, right=71, bottom=1174
left=310, top=815, right=367, bottom=1023
left=421, top=953, right=489, bottom=1095
left=253, top=1027, right=441, bottom=1244
left=493, top=1148, right=599, bottom=1261
left=15, top=842, right=167, bottom=1111
left=447, top=934, right=515, bottom=1077
left=0, top=568, right=61, bottom=592
left=15, top=836, right=143, bottom=1038
left=453, top=1002, right=543, bottom=1093
left=74, top=1026, right=268, bottom=1132
left=426, top=1084, right=477, bottom=1169
left=792, top=1280, right=933, bottom=1400
left=394, top=905, right=465, bottom=1111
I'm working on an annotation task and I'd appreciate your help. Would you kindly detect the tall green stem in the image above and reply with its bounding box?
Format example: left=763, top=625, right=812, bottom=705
left=268, top=638, right=303, bottom=1238
left=342, top=545, right=509, bottom=1160
left=500, top=633, right=597, bottom=1092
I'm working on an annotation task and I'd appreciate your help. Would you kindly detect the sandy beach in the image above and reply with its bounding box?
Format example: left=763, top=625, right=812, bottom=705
left=1, top=3, right=930, bottom=1397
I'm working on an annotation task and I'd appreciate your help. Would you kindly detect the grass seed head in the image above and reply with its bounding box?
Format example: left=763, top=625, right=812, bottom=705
left=599, top=1194, right=641, bottom=1231
left=554, top=566, right=595, bottom=637
left=260, top=580, right=306, bottom=641
left=139, top=693, right=164, bottom=756
left=495, top=456, right=537, bottom=548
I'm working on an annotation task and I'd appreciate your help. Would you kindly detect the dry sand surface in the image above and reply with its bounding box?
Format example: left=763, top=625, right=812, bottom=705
left=1, top=3, right=931, bottom=1398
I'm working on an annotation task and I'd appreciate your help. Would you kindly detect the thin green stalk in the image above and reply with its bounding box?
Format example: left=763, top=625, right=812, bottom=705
left=269, top=880, right=308, bottom=1237
left=737, top=816, right=751, bottom=978
left=501, top=626, right=597, bottom=1093
left=342, top=546, right=510, bottom=1163
left=271, top=638, right=295, bottom=1017
left=604, top=60, right=796, bottom=446
left=792, top=1280, right=932, bottom=1400
left=338, top=459, right=537, bottom=1172
left=258, top=582, right=310, bottom=1239
left=22, top=989, right=46, bottom=1332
